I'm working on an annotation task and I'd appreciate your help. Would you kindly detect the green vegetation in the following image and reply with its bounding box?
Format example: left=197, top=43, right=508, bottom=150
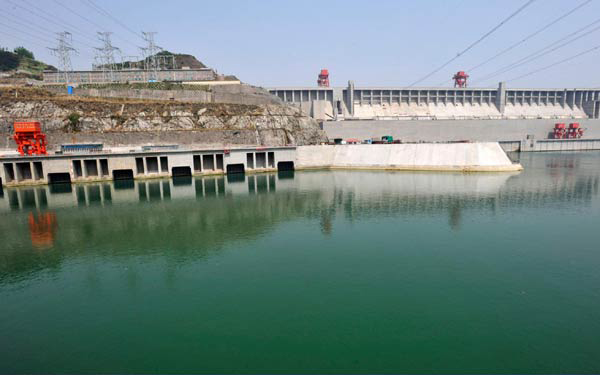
left=66, top=112, right=81, bottom=132
left=0, top=49, right=20, bottom=71
left=0, top=46, right=55, bottom=79
left=13, top=47, right=34, bottom=60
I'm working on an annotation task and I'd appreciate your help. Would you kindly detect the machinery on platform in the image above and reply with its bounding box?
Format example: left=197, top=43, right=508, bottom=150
left=567, top=122, right=584, bottom=138
left=317, top=69, right=330, bottom=87
left=554, top=122, right=584, bottom=139
left=553, top=123, right=567, bottom=139
left=453, top=71, right=469, bottom=88
left=13, top=122, right=47, bottom=155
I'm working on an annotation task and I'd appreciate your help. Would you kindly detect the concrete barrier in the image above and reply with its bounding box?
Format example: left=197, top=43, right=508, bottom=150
left=295, top=143, right=522, bottom=172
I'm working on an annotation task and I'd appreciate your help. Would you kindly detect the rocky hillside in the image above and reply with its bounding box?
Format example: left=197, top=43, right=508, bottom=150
left=0, top=87, right=327, bottom=148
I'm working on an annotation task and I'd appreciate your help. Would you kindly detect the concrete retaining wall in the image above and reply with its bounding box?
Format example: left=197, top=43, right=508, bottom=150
left=295, top=143, right=522, bottom=172
left=44, top=84, right=283, bottom=106
left=324, top=118, right=600, bottom=143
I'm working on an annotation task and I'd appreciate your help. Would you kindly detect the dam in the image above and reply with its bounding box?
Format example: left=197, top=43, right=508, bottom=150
left=268, top=82, right=600, bottom=147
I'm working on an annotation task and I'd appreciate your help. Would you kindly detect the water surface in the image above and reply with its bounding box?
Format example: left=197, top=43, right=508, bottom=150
left=1, top=152, right=600, bottom=373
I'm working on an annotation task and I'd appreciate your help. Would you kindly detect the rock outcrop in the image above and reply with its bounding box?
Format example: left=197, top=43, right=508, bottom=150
left=0, top=87, right=327, bottom=148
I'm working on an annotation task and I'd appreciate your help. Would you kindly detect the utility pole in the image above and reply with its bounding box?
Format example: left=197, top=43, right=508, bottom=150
left=48, top=32, right=77, bottom=85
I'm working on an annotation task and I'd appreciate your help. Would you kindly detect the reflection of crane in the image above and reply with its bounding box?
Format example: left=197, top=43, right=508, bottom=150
left=317, top=69, right=330, bottom=87
left=453, top=71, right=469, bottom=88
left=29, top=212, right=57, bottom=248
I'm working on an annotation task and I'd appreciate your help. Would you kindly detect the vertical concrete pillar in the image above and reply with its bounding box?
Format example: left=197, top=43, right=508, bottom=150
left=496, top=82, right=507, bottom=115
left=347, top=81, right=354, bottom=117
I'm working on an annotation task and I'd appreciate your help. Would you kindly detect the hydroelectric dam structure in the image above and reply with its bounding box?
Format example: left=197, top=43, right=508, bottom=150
left=268, top=82, right=600, bottom=151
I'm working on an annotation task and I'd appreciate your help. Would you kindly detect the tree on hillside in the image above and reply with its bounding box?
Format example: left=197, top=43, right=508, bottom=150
left=0, top=50, right=20, bottom=71
left=14, top=46, right=34, bottom=60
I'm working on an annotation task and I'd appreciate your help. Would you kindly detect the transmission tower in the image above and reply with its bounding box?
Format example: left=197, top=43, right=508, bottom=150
left=140, top=31, right=161, bottom=80
left=93, top=32, right=120, bottom=82
left=48, top=32, right=77, bottom=84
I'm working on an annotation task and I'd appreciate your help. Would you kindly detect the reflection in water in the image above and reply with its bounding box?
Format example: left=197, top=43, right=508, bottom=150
left=2, top=153, right=600, bottom=374
left=28, top=212, right=57, bottom=248
left=0, top=152, right=599, bottom=283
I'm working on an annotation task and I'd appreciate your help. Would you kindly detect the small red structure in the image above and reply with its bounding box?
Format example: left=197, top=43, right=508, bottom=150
left=13, top=122, right=47, bottom=155
left=317, top=69, right=329, bottom=87
left=553, top=123, right=566, bottom=139
left=567, top=122, right=584, bottom=139
left=453, top=71, right=469, bottom=88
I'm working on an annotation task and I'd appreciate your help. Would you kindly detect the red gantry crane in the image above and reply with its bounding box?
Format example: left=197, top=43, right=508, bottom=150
left=453, top=71, right=469, bottom=88
left=317, top=69, right=330, bottom=87
left=13, top=121, right=47, bottom=155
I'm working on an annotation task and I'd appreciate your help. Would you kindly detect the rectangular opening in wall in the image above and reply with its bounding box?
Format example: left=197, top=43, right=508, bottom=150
left=16, top=162, right=32, bottom=181
left=113, top=169, right=134, bottom=181
left=226, top=163, right=245, bottom=175
left=215, top=154, right=224, bottom=170
left=172, top=166, right=192, bottom=177
left=48, top=173, right=71, bottom=185
left=135, top=158, right=144, bottom=174
left=246, top=153, right=254, bottom=169
left=268, top=152, right=275, bottom=168
left=4, top=163, right=15, bottom=183
left=160, top=157, right=168, bottom=172
left=277, top=161, right=295, bottom=171
left=256, top=152, right=266, bottom=168
left=84, top=159, right=98, bottom=177
left=100, top=159, right=109, bottom=176
left=146, top=157, right=159, bottom=173
left=202, top=155, right=214, bottom=171
left=193, top=155, right=201, bottom=172
left=33, top=162, right=43, bottom=180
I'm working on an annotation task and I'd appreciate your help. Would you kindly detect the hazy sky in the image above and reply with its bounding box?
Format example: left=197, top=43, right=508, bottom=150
left=2, top=0, right=600, bottom=88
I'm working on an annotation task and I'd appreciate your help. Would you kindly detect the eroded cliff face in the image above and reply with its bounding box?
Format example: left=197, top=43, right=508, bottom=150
left=0, top=88, right=327, bottom=147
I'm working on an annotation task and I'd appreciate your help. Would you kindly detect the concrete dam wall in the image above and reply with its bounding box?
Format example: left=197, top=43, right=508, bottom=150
left=323, top=118, right=600, bottom=143
left=269, top=83, right=600, bottom=121
left=295, top=143, right=521, bottom=172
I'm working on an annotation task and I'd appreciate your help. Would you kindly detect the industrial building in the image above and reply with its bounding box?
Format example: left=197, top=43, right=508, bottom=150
left=42, top=68, right=218, bottom=84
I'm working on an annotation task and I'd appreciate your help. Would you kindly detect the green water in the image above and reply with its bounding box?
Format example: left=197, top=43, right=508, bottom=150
left=1, top=152, right=600, bottom=374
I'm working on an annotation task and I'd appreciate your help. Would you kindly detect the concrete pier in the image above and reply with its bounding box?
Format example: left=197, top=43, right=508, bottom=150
left=0, top=143, right=521, bottom=187
left=296, top=143, right=522, bottom=172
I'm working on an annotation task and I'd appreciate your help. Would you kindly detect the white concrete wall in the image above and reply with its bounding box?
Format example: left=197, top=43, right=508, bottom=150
left=295, top=143, right=521, bottom=172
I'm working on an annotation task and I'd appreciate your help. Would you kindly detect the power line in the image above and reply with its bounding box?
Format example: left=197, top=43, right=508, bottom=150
left=51, top=0, right=139, bottom=49
left=0, top=29, right=49, bottom=49
left=4, top=0, right=98, bottom=45
left=82, top=0, right=144, bottom=40
left=467, top=0, right=592, bottom=73
left=408, top=0, right=536, bottom=87
left=0, top=21, right=57, bottom=46
left=21, top=0, right=98, bottom=42
left=505, top=43, right=600, bottom=83
left=473, top=17, right=600, bottom=84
